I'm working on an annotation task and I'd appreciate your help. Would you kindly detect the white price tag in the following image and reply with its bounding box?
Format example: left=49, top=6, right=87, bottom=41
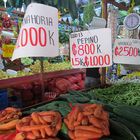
left=12, top=3, right=59, bottom=61
left=70, top=28, right=112, bottom=68
left=113, top=39, right=140, bottom=65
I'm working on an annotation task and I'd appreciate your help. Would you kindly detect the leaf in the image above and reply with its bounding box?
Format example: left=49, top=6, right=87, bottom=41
left=54, top=0, right=58, bottom=6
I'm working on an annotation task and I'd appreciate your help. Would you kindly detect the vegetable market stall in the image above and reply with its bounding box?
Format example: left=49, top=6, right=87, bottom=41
left=0, top=68, right=85, bottom=108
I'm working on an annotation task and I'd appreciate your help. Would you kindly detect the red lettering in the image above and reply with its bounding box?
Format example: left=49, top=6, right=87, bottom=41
left=78, top=45, right=84, bottom=56
left=133, top=48, right=138, bottom=57
left=90, top=43, right=95, bottom=54
left=93, top=56, right=98, bottom=66
left=29, top=27, right=38, bottom=46
left=71, top=58, right=80, bottom=66
left=99, top=55, right=104, bottom=66
left=39, top=27, right=47, bottom=47
left=85, top=44, right=90, bottom=54
left=104, top=54, right=110, bottom=65
left=21, top=28, right=28, bottom=47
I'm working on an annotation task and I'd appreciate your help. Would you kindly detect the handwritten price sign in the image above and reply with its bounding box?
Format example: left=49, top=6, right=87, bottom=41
left=12, top=3, right=59, bottom=61
left=2, top=44, right=15, bottom=58
left=70, top=28, right=112, bottom=68
left=113, top=39, right=140, bottom=64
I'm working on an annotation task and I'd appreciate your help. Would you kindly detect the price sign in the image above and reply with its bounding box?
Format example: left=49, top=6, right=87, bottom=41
left=2, top=44, right=15, bottom=58
left=70, top=28, right=112, bottom=68
left=12, top=3, right=59, bottom=61
left=113, top=39, right=140, bottom=64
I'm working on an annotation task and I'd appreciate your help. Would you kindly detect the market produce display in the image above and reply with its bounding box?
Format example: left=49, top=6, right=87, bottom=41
left=30, top=60, right=71, bottom=73
left=0, top=107, right=21, bottom=131
left=15, top=111, right=62, bottom=140
left=87, top=83, right=140, bottom=106
left=113, top=71, right=140, bottom=84
left=64, top=104, right=110, bottom=140
left=22, top=89, right=140, bottom=140
left=46, top=73, right=85, bottom=94
left=0, top=61, right=71, bottom=80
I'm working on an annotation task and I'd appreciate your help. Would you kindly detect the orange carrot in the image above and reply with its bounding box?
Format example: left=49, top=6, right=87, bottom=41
left=83, top=111, right=93, bottom=116
left=30, top=120, right=40, bottom=138
left=16, top=120, right=23, bottom=131
left=38, top=115, right=46, bottom=125
left=0, top=114, right=10, bottom=122
left=88, top=117, right=102, bottom=129
left=20, top=125, right=46, bottom=131
left=101, top=111, right=109, bottom=121
left=44, top=126, right=53, bottom=136
left=42, top=116, right=53, bottom=123
left=73, top=106, right=80, bottom=121
left=38, top=111, right=57, bottom=116
left=94, top=105, right=103, bottom=118
left=74, top=138, right=89, bottom=140
left=52, top=128, right=58, bottom=137
left=68, top=130, right=75, bottom=140
left=14, top=132, right=25, bottom=140
left=40, top=128, right=46, bottom=138
left=83, top=104, right=97, bottom=111
left=81, top=116, right=89, bottom=125
left=26, top=131, right=36, bottom=140
left=77, top=112, right=83, bottom=122
left=31, top=112, right=40, bottom=125
left=64, top=118, right=69, bottom=127
left=73, top=121, right=80, bottom=127
left=75, top=125, right=102, bottom=134
left=75, top=129, right=102, bottom=139
left=102, top=121, right=110, bottom=136
left=56, top=113, right=62, bottom=131
left=5, top=107, right=18, bottom=112
left=0, top=119, right=19, bottom=130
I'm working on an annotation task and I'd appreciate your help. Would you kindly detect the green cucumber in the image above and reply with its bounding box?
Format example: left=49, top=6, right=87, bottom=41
left=111, top=116, right=140, bottom=139
left=110, top=119, right=137, bottom=140
left=113, top=107, right=140, bottom=125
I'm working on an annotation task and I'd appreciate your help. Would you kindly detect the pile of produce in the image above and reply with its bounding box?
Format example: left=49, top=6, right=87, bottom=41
left=0, top=69, right=33, bottom=79
left=30, top=60, right=71, bottom=73
left=23, top=89, right=140, bottom=140
left=112, top=71, right=140, bottom=84
left=0, top=107, right=22, bottom=132
left=87, top=83, right=140, bottom=106
left=107, top=105, right=140, bottom=140
left=15, top=111, right=62, bottom=140
left=64, top=104, right=110, bottom=140
left=46, top=73, right=85, bottom=94
left=0, top=60, right=71, bottom=80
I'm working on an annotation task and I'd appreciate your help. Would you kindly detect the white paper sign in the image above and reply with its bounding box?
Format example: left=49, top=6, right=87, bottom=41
left=12, top=3, right=59, bottom=61
left=113, top=39, right=140, bottom=65
left=70, top=28, right=112, bottom=68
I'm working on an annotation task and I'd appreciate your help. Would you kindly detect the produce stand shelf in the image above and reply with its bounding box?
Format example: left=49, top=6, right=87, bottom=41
left=0, top=74, right=40, bottom=89
left=0, top=69, right=85, bottom=89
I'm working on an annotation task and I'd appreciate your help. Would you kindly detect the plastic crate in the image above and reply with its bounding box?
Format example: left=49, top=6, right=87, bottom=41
left=0, top=89, right=8, bottom=110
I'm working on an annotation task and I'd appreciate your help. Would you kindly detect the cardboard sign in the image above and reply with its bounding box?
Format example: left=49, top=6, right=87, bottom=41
left=70, top=28, right=112, bottom=68
left=2, top=44, right=15, bottom=58
left=113, top=39, right=140, bottom=65
left=12, top=3, right=59, bottom=61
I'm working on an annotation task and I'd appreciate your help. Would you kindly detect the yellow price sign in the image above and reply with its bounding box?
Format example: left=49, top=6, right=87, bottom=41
left=2, top=44, right=15, bottom=58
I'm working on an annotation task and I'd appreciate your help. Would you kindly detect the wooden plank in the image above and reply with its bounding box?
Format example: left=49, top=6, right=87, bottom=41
left=100, top=0, right=108, bottom=86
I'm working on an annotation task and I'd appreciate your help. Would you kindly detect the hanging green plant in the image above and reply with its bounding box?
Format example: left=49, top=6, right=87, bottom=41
left=83, top=2, right=96, bottom=25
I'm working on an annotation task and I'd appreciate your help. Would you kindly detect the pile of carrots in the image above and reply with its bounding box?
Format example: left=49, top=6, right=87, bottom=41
left=0, top=107, right=22, bottom=131
left=64, top=104, right=110, bottom=140
left=15, top=111, right=62, bottom=140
